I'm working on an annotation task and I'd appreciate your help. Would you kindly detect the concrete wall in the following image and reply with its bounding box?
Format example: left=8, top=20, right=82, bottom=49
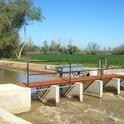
left=64, top=83, right=83, bottom=102
left=104, top=78, right=120, bottom=94
left=0, top=107, right=32, bottom=124
left=38, top=85, right=60, bottom=105
left=88, top=69, right=124, bottom=76
left=89, top=70, right=98, bottom=76
left=84, top=80, right=103, bottom=98
left=0, top=84, right=31, bottom=114
left=104, top=69, right=124, bottom=75
left=121, top=80, right=124, bottom=88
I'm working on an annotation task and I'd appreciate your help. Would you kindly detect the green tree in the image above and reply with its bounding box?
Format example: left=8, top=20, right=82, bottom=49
left=67, top=44, right=79, bottom=54
left=67, top=40, right=79, bottom=54
left=0, top=0, right=43, bottom=58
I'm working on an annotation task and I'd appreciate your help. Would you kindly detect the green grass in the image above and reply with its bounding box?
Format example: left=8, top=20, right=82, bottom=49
left=27, top=53, right=124, bottom=67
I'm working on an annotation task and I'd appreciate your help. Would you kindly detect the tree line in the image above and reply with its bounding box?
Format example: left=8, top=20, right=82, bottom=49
left=26, top=40, right=124, bottom=55
left=0, top=0, right=124, bottom=60
left=40, top=40, right=80, bottom=54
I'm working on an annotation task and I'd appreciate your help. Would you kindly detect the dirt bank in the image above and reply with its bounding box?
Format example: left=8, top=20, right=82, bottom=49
left=0, top=60, right=57, bottom=74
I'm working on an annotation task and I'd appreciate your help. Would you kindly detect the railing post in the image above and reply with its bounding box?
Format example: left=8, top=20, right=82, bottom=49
left=105, top=57, right=108, bottom=69
left=69, top=60, right=72, bottom=83
left=98, top=59, right=101, bottom=75
left=98, top=58, right=103, bottom=77
left=27, top=61, right=29, bottom=85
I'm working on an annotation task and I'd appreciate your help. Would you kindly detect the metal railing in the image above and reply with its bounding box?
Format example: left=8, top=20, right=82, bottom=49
left=26, top=57, right=108, bottom=85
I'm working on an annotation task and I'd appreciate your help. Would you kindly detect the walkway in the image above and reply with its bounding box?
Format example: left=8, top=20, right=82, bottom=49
left=24, top=74, right=124, bottom=88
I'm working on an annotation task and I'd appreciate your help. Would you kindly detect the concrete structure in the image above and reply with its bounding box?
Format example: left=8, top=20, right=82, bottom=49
left=104, top=70, right=113, bottom=75
left=90, top=69, right=124, bottom=76
left=84, top=80, right=103, bottom=98
left=89, top=69, right=98, bottom=76
left=115, top=72, right=124, bottom=88
left=38, top=85, right=59, bottom=105
left=63, top=83, right=83, bottom=102
left=121, top=79, right=124, bottom=88
left=0, top=84, right=31, bottom=114
left=0, top=107, right=32, bottom=124
left=104, top=78, right=120, bottom=94
left=104, top=69, right=124, bottom=75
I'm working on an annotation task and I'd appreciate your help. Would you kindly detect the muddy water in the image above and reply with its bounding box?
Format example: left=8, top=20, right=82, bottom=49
left=0, top=67, right=55, bottom=84
left=0, top=68, right=124, bottom=124
left=17, top=92, right=124, bottom=124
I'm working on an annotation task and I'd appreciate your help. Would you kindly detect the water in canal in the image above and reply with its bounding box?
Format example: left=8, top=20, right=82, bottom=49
left=0, top=67, right=124, bottom=124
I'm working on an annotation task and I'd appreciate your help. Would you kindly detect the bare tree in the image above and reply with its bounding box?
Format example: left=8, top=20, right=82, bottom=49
left=50, top=40, right=61, bottom=54
left=86, top=41, right=100, bottom=54
left=43, top=40, right=49, bottom=54
left=112, top=44, right=124, bottom=54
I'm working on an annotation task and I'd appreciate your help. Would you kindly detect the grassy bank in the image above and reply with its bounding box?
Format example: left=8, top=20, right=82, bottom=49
left=27, top=53, right=124, bottom=67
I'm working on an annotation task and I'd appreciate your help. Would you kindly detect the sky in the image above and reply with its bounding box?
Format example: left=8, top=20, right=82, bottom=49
left=19, top=0, right=124, bottom=49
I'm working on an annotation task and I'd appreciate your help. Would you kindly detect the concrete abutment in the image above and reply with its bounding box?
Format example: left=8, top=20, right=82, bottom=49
left=38, top=85, right=60, bottom=105
left=84, top=80, right=103, bottom=98
left=0, top=84, right=31, bottom=114
left=104, top=78, right=120, bottom=94
left=63, top=82, right=83, bottom=102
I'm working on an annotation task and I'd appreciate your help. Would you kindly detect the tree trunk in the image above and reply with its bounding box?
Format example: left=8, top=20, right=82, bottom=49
left=16, top=41, right=26, bottom=60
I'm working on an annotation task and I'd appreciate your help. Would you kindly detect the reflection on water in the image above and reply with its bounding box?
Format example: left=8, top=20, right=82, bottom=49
left=1, top=67, right=124, bottom=124
left=0, top=67, right=54, bottom=84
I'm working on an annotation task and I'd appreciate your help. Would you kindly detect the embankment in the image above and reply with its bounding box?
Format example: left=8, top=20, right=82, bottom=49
left=0, top=60, right=56, bottom=74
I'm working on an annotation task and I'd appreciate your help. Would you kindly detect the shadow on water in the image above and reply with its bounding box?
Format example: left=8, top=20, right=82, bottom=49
left=104, top=86, right=118, bottom=95
left=120, top=86, right=124, bottom=90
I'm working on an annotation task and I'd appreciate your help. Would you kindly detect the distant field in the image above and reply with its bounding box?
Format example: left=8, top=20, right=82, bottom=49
left=28, top=53, right=124, bottom=67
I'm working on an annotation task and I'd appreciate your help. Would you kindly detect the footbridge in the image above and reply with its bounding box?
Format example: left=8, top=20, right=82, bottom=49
left=18, top=58, right=124, bottom=105
left=22, top=74, right=124, bottom=105
left=24, top=74, right=124, bottom=88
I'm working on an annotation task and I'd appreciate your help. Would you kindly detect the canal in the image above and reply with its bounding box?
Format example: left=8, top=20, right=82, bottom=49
left=0, top=67, right=124, bottom=124
left=0, top=67, right=54, bottom=84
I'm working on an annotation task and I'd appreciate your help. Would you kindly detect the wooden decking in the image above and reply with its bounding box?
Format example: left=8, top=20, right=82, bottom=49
left=23, top=74, right=124, bottom=88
